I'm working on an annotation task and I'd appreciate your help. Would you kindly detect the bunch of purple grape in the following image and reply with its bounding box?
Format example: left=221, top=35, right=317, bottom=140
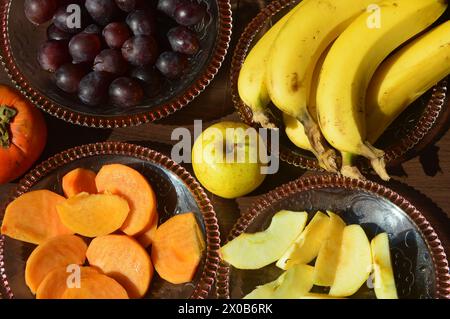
left=25, top=0, right=206, bottom=108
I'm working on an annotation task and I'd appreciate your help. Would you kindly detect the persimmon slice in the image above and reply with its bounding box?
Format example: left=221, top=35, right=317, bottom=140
left=137, top=211, right=159, bottom=248
left=56, top=192, right=129, bottom=237
left=62, top=168, right=97, bottom=198
left=25, top=234, right=87, bottom=294
left=61, top=271, right=129, bottom=299
left=36, top=266, right=99, bottom=299
left=151, top=212, right=205, bottom=284
left=86, top=234, right=153, bottom=298
left=1, top=190, right=72, bottom=245
left=95, top=164, right=157, bottom=236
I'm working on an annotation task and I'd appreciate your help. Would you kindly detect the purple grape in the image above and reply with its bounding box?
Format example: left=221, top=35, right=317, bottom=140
left=93, top=49, right=128, bottom=75
left=78, top=71, right=112, bottom=106
left=47, top=23, right=72, bottom=41
left=103, top=22, right=131, bottom=49
left=115, top=0, right=144, bottom=12
left=25, top=0, right=58, bottom=25
left=155, top=51, right=187, bottom=79
left=55, top=63, right=88, bottom=93
left=174, top=2, right=205, bottom=26
left=84, top=24, right=102, bottom=35
left=69, top=32, right=101, bottom=63
left=109, top=77, right=144, bottom=107
left=121, top=36, right=159, bottom=66
left=167, top=26, right=199, bottom=55
left=85, top=0, right=120, bottom=26
left=130, top=66, right=162, bottom=97
left=157, top=0, right=181, bottom=17
left=37, top=40, right=71, bottom=72
left=126, top=10, right=156, bottom=36
left=53, top=3, right=88, bottom=34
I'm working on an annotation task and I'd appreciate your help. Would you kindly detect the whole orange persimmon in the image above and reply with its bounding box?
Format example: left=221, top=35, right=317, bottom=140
left=0, top=85, right=47, bottom=184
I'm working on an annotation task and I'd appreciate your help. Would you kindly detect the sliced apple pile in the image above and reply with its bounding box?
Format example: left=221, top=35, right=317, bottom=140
left=222, top=210, right=399, bottom=299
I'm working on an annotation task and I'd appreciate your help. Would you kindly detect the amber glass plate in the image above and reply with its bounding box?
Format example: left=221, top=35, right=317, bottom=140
left=0, top=142, right=220, bottom=299
left=231, top=0, right=450, bottom=171
left=216, top=175, right=450, bottom=299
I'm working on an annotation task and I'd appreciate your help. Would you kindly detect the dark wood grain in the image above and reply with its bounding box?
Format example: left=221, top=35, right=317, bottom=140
left=0, top=0, right=448, bottom=282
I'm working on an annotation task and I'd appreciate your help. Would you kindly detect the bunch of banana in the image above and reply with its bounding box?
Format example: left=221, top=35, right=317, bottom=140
left=266, top=0, right=388, bottom=173
left=237, top=0, right=449, bottom=180
left=239, top=0, right=384, bottom=172
left=316, top=0, right=447, bottom=180
left=285, top=19, right=450, bottom=179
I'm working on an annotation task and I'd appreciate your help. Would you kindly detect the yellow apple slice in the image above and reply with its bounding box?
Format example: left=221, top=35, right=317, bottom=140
left=371, top=233, right=398, bottom=299
left=313, top=211, right=346, bottom=286
left=220, top=210, right=308, bottom=269
left=276, top=211, right=330, bottom=269
left=329, top=225, right=372, bottom=297
left=244, top=264, right=314, bottom=299
left=243, top=273, right=286, bottom=299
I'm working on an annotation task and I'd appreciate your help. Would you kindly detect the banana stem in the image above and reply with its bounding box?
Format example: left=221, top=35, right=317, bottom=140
left=298, top=111, right=338, bottom=173
left=371, top=157, right=391, bottom=181
left=361, top=142, right=391, bottom=181
left=340, top=152, right=365, bottom=180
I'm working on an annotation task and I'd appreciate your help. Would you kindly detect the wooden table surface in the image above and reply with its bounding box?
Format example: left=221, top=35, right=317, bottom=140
left=0, top=0, right=449, bottom=286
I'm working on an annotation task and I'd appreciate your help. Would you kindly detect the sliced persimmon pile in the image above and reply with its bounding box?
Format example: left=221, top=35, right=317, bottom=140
left=62, top=168, right=97, bottom=198
left=0, top=163, right=206, bottom=299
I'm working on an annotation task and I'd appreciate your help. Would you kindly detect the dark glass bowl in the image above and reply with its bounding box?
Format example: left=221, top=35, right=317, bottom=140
left=0, top=0, right=232, bottom=127
left=0, top=142, right=221, bottom=299
left=216, top=175, right=450, bottom=299
left=230, top=0, right=450, bottom=171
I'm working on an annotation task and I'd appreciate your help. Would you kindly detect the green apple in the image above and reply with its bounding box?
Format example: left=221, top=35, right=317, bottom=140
left=313, top=211, right=346, bottom=286
left=371, top=233, right=398, bottom=299
left=220, top=210, right=308, bottom=269
left=244, top=264, right=314, bottom=299
left=329, top=225, right=372, bottom=297
left=276, top=211, right=330, bottom=270
left=192, top=121, right=266, bottom=199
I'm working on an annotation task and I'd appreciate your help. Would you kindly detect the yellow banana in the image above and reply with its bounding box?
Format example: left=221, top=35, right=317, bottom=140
left=367, top=20, right=450, bottom=142
left=267, top=0, right=383, bottom=173
left=284, top=113, right=313, bottom=152
left=317, top=0, right=447, bottom=181
left=284, top=44, right=330, bottom=154
left=237, top=2, right=303, bottom=128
